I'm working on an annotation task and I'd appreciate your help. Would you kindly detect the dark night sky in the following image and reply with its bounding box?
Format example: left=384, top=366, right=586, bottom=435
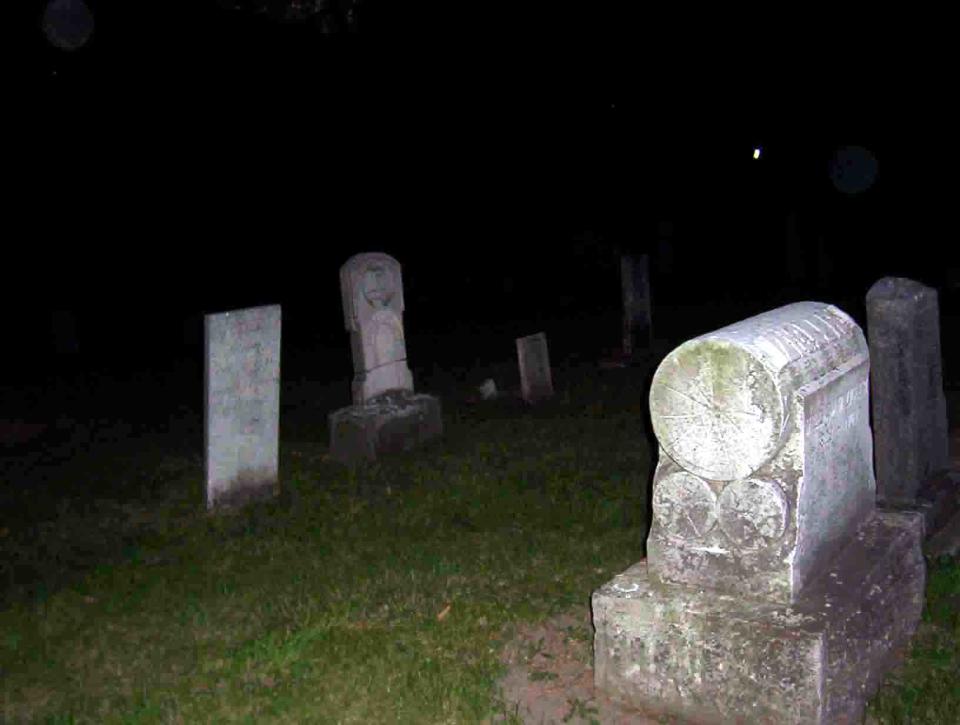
left=10, top=2, right=955, bottom=382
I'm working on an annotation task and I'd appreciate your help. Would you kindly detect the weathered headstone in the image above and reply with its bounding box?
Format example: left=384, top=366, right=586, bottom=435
left=516, top=332, right=553, bottom=404
left=592, top=301, right=925, bottom=724
left=866, top=277, right=950, bottom=504
left=328, top=253, right=442, bottom=464
left=620, top=254, right=652, bottom=358
left=204, top=304, right=281, bottom=510
left=647, top=301, right=876, bottom=601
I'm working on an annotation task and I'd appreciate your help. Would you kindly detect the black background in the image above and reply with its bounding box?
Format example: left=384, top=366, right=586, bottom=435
left=9, top=2, right=955, bottom=386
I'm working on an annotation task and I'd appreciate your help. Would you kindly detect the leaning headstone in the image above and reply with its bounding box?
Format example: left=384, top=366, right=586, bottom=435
left=516, top=332, right=553, bottom=404
left=328, top=253, right=442, bottom=464
left=204, top=304, right=281, bottom=510
left=620, top=254, right=652, bottom=358
left=866, top=277, right=950, bottom=504
left=593, top=301, right=925, bottom=724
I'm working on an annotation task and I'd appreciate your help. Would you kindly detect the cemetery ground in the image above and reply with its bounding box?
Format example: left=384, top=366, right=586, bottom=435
left=2, top=311, right=959, bottom=724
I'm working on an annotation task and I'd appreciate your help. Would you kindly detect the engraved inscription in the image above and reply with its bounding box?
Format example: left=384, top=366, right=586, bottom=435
left=812, top=383, right=868, bottom=450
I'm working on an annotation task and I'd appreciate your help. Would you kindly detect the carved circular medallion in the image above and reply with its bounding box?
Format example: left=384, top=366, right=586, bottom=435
left=650, top=340, right=785, bottom=481
left=652, top=472, right=718, bottom=541
left=717, top=478, right=787, bottom=551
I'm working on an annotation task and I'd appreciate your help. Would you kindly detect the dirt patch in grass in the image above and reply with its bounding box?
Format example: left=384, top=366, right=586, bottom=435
left=493, top=608, right=669, bottom=724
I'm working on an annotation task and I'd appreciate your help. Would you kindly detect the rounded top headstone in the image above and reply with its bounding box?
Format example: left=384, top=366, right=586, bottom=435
left=866, top=276, right=935, bottom=306
left=649, top=302, right=864, bottom=481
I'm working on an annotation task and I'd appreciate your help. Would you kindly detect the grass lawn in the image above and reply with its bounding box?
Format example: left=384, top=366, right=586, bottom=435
left=1, top=359, right=957, bottom=723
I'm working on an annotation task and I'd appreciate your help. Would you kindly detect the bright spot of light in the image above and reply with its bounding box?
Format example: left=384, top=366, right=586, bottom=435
left=753, top=147, right=762, bottom=160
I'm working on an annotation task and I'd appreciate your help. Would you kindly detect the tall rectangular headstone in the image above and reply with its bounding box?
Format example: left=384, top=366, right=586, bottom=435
left=516, top=332, right=553, bottom=404
left=866, top=277, right=950, bottom=504
left=204, top=304, right=281, bottom=509
left=592, top=301, right=925, bottom=724
left=620, top=254, right=652, bottom=357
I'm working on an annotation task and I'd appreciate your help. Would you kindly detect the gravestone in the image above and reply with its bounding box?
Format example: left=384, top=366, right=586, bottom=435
left=593, top=301, right=925, bottom=724
left=339, top=252, right=414, bottom=404
left=328, top=253, right=442, bottom=464
left=620, top=254, right=652, bottom=358
left=866, top=277, right=950, bottom=504
left=516, top=332, right=553, bottom=404
left=204, top=304, right=281, bottom=510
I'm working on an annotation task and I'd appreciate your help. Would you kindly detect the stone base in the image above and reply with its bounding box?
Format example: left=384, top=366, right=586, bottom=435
left=328, top=390, right=442, bottom=465
left=592, top=510, right=925, bottom=725
left=879, top=470, right=960, bottom=555
left=208, top=475, right=279, bottom=512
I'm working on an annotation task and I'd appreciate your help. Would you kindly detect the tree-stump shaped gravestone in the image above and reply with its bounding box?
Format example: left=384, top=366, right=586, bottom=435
left=592, top=301, right=926, bottom=725
left=328, top=253, right=442, bottom=464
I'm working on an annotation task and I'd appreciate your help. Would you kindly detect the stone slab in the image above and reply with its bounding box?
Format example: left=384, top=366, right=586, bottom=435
left=204, top=304, right=281, bottom=510
left=593, top=510, right=925, bottom=725
left=328, top=390, right=442, bottom=465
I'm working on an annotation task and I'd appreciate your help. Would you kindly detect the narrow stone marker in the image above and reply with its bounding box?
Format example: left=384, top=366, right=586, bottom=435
left=866, top=276, right=950, bottom=504
left=516, top=332, right=553, bottom=404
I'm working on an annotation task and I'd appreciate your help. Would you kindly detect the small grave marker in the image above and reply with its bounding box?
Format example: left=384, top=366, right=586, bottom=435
left=516, top=332, right=553, bottom=404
